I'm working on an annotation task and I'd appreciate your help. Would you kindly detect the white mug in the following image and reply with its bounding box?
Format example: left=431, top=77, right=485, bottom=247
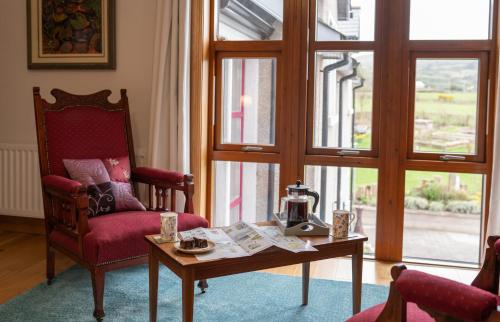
left=160, top=212, right=178, bottom=242
left=332, top=210, right=355, bottom=239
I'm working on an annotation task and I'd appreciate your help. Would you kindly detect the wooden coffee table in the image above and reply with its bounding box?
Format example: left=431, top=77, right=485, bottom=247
left=146, top=223, right=367, bottom=322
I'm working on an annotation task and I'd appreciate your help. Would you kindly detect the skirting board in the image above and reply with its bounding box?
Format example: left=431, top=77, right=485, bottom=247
left=0, top=215, right=45, bottom=235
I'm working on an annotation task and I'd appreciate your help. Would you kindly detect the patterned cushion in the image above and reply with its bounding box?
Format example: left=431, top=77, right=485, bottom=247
left=102, top=156, right=130, bottom=182
left=63, top=158, right=145, bottom=216
left=347, top=302, right=434, bottom=322
left=50, top=211, right=209, bottom=264
left=45, top=107, right=129, bottom=177
left=395, top=270, right=498, bottom=321
left=63, top=159, right=115, bottom=216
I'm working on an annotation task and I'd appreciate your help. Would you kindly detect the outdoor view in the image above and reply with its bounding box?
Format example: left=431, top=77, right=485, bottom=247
left=313, top=51, right=373, bottom=150
left=305, top=166, right=378, bottom=254
left=403, top=171, right=483, bottom=263
left=413, top=59, right=480, bottom=155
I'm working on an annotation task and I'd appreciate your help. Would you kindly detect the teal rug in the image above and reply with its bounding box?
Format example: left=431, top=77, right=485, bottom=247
left=0, top=265, right=388, bottom=322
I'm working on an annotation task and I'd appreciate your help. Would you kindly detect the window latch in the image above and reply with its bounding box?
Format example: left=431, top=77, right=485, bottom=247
left=337, top=149, right=360, bottom=156
left=439, top=155, right=466, bottom=161
left=241, top=146, right=263, bottom=152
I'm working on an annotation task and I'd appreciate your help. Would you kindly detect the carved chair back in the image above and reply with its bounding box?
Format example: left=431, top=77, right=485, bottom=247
left=33, top=87, right=136, bottom=178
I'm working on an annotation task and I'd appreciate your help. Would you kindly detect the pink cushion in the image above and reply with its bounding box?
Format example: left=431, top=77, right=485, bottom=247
left=45, top=106, right=129, bottom=177
left=63, top=159, right=110, bottom=186
left=347, top=302, right=434, bottom=322
left=102, top=156, right=130, bottom=182
left=395, top=270, right=498, bottom=321
left=132, top=167, right=184, bottom=185
left=42, top=175, right=82, bottom=193
left=50, top=211, right=208, bottom=265
left=495, top=239, right=500, bottom=255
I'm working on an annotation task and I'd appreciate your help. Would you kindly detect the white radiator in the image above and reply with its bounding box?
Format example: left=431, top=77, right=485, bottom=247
left=0, top=144, right=43, bottom=218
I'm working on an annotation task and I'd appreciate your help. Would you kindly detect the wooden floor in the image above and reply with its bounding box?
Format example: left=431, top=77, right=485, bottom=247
left=0, top=230, right=479, bottom=304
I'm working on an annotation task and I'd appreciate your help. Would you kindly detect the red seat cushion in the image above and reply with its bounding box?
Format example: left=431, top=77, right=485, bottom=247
left=347, top=302, right=434, bottom=322
left=49, top=211, right=208, bottom=265
left=495, top=239, right=500, bottom=255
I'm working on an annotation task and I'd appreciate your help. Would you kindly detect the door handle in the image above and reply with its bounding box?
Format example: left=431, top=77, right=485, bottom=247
left=241, top=146, right=263, bottom=152
left=439, top=155, right=466, bottom=161
left=337, top=150, right=361, bottom=156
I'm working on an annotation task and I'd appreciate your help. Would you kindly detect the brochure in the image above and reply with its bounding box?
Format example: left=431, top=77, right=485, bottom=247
left=178, top=221, right=317, bottom=261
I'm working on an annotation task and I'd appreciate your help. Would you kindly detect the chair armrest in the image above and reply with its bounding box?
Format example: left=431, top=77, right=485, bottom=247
left=131, top=167, right=186, bottom=186
left=395, top=269, right=498, bottom=321
left=131, top=167, right=194, bottom=213
left=472, top=235, right=500, bottom=294
left=42, top=175, right=85, bottom=195
left=41, top=175, right=89, bottom=248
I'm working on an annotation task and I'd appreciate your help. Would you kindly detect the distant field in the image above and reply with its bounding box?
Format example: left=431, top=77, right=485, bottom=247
left=352, top=90, right=482, bottom=198
left=355, top=91, right=477, bottom=116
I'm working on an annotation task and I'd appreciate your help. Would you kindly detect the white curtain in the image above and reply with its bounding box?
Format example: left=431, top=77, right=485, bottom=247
left=487, top=74, right=500, bottom=238
left=148, top=0, right=190, bottom=174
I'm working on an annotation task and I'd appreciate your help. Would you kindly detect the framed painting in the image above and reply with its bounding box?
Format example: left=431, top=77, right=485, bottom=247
left=27, top=0, right=116, bottom=69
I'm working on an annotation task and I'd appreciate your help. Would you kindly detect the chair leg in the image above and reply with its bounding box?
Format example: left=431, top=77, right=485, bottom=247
left=91, top=268, right=105, bottom=321
left=46, top=246, right=55, bottom=285
left=197, top=279, right=208, bottom=293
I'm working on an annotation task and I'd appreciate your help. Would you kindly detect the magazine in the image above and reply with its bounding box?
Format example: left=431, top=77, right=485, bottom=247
left=178, top=221, right=317, bottom=261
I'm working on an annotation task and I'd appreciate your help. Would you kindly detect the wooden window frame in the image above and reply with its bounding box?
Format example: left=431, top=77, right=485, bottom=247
left=214, top=51, right=282, bottom=154
left=406, top=51, right=489, bottom=163
left=305, top=0, right=382, bottom=159
left=193, top=0, right=500, bottom=264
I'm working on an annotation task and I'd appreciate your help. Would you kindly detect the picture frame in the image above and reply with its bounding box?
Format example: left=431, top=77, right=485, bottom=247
left=27, top=0, right=116, bottom=69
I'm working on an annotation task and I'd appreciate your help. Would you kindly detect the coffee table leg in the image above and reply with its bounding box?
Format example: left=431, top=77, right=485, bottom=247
left=302, top=262, right=310, bottom=305
left=149, top=248, right=159, bottom=322
left=352, top=243, right=363, bottom=314
left=182, top=271, right=195, bottom=322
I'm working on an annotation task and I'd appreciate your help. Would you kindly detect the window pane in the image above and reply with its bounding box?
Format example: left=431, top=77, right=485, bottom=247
left=410, top=0, right=491, bottom=40
left=216, top=0, right=283, bottom=40
left=403, top=171, right=483, bottom=264
left=413, top=59, right=480, bottom=155
left=316, top=0, right=375, bottom=41
left=221, top=58, right=277, bottom=146
left=313, top=51, right=374, bottom=150
left=213, top=161, right=279, bottom=226
left=305, top=166, right=377, bottom=254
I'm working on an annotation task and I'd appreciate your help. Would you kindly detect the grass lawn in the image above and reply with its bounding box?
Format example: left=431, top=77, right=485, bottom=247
left=353, top=168, right=484, bottom=199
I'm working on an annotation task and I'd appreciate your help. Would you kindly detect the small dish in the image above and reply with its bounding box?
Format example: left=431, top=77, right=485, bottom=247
left=174, top=240, right=216, bottom=254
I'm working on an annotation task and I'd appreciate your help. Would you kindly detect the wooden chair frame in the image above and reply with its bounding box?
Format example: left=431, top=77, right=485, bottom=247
left=33, top=88, right=196, bottom=321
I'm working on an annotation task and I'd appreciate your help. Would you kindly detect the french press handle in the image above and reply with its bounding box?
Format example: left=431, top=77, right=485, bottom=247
left=306, top=190, right=320, bottom=213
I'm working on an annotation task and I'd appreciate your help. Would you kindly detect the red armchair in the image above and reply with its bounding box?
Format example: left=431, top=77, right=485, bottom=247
left=349, top=236, right=500, bottom=322
left=33, top=88, right=208, bottom=321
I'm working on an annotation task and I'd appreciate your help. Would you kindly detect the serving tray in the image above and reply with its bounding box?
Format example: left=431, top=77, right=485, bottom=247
left=272, top=213, right=330, bottom=236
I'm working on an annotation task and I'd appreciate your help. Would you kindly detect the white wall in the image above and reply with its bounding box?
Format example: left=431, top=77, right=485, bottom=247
left=0, top=0, right=157, bottom=152
left=0, top=0, right=158, bottom=218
